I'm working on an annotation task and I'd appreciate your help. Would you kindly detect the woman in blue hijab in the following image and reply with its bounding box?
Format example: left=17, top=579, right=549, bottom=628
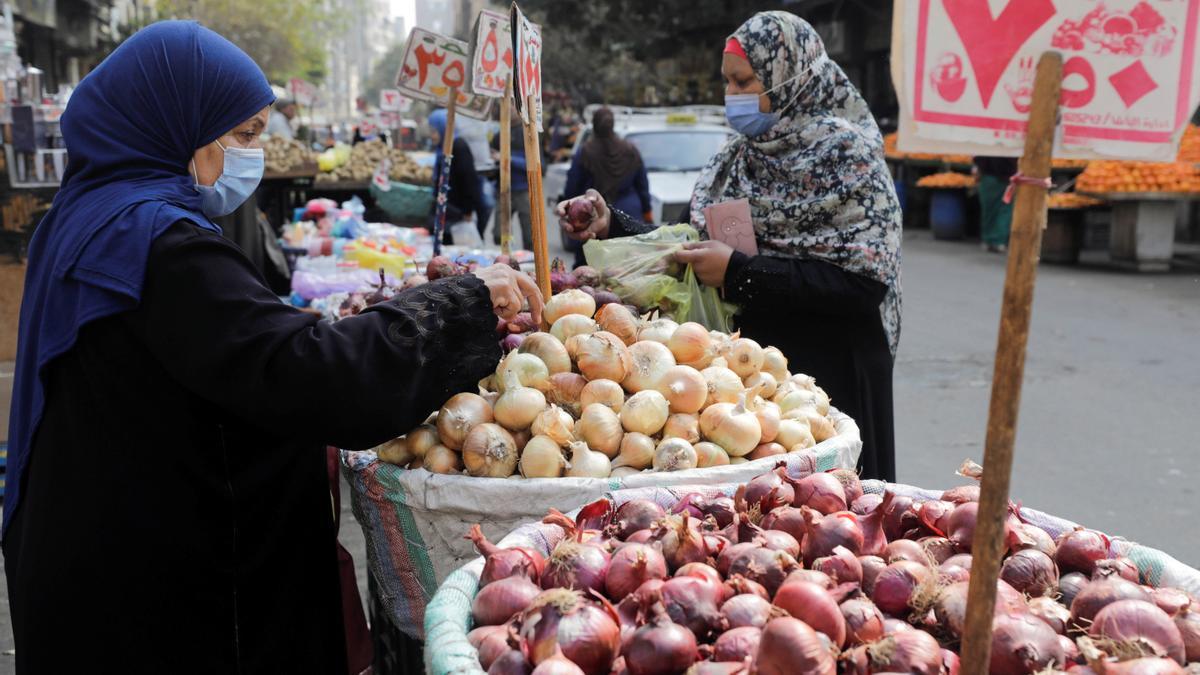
left=4, top=21, right=541, bottom=674
left=429, top=108, right=488, bottom=241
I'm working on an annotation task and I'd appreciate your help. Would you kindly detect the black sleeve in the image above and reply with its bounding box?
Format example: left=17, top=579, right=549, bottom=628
left=607, top=207, right=658, bottom=238
left=723, top=251, right=888, bottom=317
left=125, top=221, right=501, bottom=449
left=452, top=138, right=485, bottom=217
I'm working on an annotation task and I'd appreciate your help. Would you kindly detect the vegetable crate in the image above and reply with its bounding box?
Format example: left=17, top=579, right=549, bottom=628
left=340, top=410, right=862, bottom=640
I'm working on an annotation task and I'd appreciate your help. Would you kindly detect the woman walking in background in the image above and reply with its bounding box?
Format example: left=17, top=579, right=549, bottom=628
left=974, top=155, right=1018, bottom=253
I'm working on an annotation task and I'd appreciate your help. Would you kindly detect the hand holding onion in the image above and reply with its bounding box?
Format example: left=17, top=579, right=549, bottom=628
left=475, top=263, right=545, bottom=324
left=556, top=189, right=611, bottom=242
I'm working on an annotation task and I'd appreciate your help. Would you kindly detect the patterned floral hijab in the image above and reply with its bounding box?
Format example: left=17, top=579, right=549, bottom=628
left=691, top=11, right=902, bottom=355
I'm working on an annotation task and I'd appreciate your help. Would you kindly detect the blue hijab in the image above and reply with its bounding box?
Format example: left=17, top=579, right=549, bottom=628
left=4, top=21, right=274, bottom=535
left=429, top=108, right=457, bottom=183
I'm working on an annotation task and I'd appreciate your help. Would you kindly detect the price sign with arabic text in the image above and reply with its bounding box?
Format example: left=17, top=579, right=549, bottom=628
left=396, top=27, right=493, bottom=120
left=510, top=4, right=543, bottom=129
left=379, top=88, right=411, bottom=113
left=892, top=0, right=1200, bottom=161
left=471, top=9, right=513, bottom=97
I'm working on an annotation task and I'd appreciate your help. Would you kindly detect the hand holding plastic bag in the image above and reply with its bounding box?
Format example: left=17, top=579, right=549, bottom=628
left=583, top=224, right=736, bottom=332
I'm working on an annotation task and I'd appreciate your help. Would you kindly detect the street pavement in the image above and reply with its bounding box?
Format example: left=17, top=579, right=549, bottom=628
left=0, top=230, right=1198, bottom=671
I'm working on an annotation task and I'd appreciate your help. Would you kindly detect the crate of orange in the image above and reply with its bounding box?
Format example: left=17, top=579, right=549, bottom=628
left=915, top=172, right=977, bottom=189
left=1076, top=160, right=1200, bottom=199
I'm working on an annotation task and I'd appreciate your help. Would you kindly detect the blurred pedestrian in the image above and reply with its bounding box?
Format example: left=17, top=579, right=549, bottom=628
left=267, top=97, right=296, bottom=139
left=491, top=102, right=539, bottom=250
left=429, top=108, right=487, bottom=244
left=973, top=155, right=1018, bottom=253
left=557, top=12, right=902, bottom=481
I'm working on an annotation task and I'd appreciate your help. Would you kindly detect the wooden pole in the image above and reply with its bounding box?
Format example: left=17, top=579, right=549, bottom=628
left=958, top=52, right=1062, bottom=675
left=522, top=93, right=551, bottom=301
left=498, top=78, right=513, bottom=255
left=432, top=87, right=459, bottom=256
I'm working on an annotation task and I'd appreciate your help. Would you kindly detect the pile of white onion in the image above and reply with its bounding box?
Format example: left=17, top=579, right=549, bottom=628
left=372, top=289, right=839, bottom=479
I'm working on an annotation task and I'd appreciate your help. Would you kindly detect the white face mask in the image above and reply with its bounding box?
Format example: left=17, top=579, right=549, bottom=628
left=193, top=139, right=264, bottom=217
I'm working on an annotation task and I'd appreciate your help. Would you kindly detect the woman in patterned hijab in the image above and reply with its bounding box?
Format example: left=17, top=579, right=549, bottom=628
left=559, top=11, right=901, bottom=480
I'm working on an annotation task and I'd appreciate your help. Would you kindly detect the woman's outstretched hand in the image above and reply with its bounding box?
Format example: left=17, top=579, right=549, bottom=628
left=673, top=240, right=734, bottom=288
left=474, top=264, right=544, bottom=324
left=556, top=189, right=611, bottom=242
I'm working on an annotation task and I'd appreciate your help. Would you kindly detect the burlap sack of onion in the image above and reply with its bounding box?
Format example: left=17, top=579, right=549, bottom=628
left=374, top=288, right=838, bottom=479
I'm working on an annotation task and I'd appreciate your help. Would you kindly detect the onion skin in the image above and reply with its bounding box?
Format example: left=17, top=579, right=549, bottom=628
left=1000, top=548, right=1060, bottom=597
left=990, top=611, right=1065, bottom=674
left=788, top=472, right=847, bottom=514
left=437, top=392, right=494, bottom=450
left=743, top=469, right=795, bottom=513
left=871, top=560, right=932, bottom=618
left=1056, top=527, right=1110, bottom=576
left=1095, top=557, right=1142, bottom=584
left=1028, top=595, right=1072, bottom=635
left=607, top=500, right=665, bottom=540
left=800, top=508, right=864, bottom=565
left=594, top=304, right=640, bottom=346
left=812, top=546, right=863, bottom=584
left=840, top=597, right=885, bottom=645
left=886, top=538, right=927, bottom=564
left=1090, top=599, right=1186, bottom=664
left=934, top=579, right=1026, bottom=639
left=759, top=505, right=806, bottom=544
left=468, top=523, right=546, bottom=586
left=843, top=630, right=941, bottom=675
left=471, top=625, right=513, bottom=670
left=660, top=575, right=725, bottom=640
left=859, top=555, right=886, bottom=596
left=623, top=604, right=698, bottom=675
left=473, top=575, right=543, bottom=625
left=850, top=493, right=882, bottom=515
left=726, top=546, right=800, bottom=597
left=519, top=590, right=620, bottom=675
left=541, top=539, right=611, bottom=596
left=712, top=626, right=761, bottom=662
left=605, top=543, right=668, bottom=601
left=1071, top=576, right=1153, bottom=630
left=1174, top=606, right=1200, bottom=662
left=774, top=580, right=847, bottom=646
left=1092, top=658, right=1187, bottom=674
left=754, top=617, right=836, bottom=675
left=1058, top=571, right=1090, bottom=609
left=722, top=593, right=774, bottom=629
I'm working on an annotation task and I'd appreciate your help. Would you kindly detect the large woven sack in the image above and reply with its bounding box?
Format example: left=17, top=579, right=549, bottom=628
left=421, top=478, right=1200, bottom=675
left=342, top=409, right=861, bottom=639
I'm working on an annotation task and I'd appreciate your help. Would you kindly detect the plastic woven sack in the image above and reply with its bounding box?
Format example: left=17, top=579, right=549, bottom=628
left=583, top=224, right=736, bottom=332
left=423, top=478, right=1200, bottom=675
left=369, top=181, right=434, bottom=221
left=342, top=410, right=861, bottom=641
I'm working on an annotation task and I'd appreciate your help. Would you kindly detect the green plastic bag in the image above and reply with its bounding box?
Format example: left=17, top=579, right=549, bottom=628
left=583, top=224, right=736, bottom=332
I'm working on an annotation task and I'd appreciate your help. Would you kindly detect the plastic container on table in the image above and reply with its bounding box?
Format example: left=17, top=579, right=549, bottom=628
left=341, top=410, right=862, bottom=642
left=930, top=188, right=967, bottom=240
left=422, top=477, right=1200, bottom=675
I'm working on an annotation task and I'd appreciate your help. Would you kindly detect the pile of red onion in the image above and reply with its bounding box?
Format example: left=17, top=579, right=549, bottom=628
left=465, top=464, right=1200, bottom=675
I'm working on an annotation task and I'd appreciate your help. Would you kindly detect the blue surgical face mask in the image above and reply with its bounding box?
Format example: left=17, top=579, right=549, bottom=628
left=194, top=140, right=264, bottom=217
left=724, top=65, right=820, bottom=138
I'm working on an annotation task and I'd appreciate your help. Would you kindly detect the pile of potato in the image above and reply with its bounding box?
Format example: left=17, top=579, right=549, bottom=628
left=264, top=136, right=316, bottom=174
left=315, top=139, right=432, bottom=185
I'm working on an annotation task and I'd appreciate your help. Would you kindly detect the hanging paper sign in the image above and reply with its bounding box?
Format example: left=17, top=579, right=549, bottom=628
left=892, top=0, right=1200, bottom=161
left=288, top=77, right=317, bottom=107
left=396, top=27, right=494, bottom=120
left=379, top=88, right=410, bottom=112
left=471, top=9, right=513, bottom=97
left=380, top=110, right=401, bottom=128
left=373, top=159, right=392, bottom=191
left=510, top=3, right=543, bottom=129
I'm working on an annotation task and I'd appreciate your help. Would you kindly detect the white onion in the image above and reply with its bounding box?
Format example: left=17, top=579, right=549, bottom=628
left=656, top=365, right=707, bottom=414
left=777, top=387, right=820, bottom=415
left=518, top=333, right=571, bottom=375
left=725, top=337, right=765, bottom=378
left=550, top=314, right=597, bottom=343
left=790, top=372, right=818, bottom=391
left=423, top=444, right=462, bottom=474
left=729, top=457, right=748, bottom=465
left=520, top=435, right=569, bottom=478
left=775, top=418, right=814, bottom=450
left=493, top=373, right=547, bottom=431
left=744, top=371, right=778, bottom=399
left=813, top=386, right=831, bottom=416
left=661, top=413, right=700, bottom=444
left=653, top=438, right=697, bottom=472
left=701, top=366, right=743, bottom=408
left=623, top=340, right=675, bottom=393
left=667, top=322, right=712, bottom=365
left=579, top=379, right=624, bottom=414
left=567, top=331, right=631, bottom=382
left=437, top=393, right=494, bottom=450
left=566, top=441, right=611, bottom=478
left=709, top=330, right=733, bottom=355
left=462, top=423, right=518, bottom=478
left=406, top=425, right=439, bottom=458
left=762, top=346, right=788, bottom=381
left=547, top=372, right=587, bottom=417
left=544, top=288, right=596, bottom=325
left=693, top=441, right=729, bottom=468
left=620, top=390, right=670, bottom=436
left=711, top=356, right=729, bottom=369
left=496, top=352, right=550, bottom=392
left=531, top=405, right=575, bottom=447
left=375, top=437, right=413, bottom=466
left=594, top=303, right=641, bottom=345
left=753, top=399, right=781, bottom=444
left=612, top=432, right=655, bottom=470
left=637, top=318, right=678, bottom=345
left=804, top=411, right=837, bottom=443
left=576, top=403, right=623, bottom=458
left=699, top=394, right=762, bottom=457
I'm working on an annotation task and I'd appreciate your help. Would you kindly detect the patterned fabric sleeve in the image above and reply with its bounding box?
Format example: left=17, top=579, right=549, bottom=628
left=608, top=207, right=661, bottom=238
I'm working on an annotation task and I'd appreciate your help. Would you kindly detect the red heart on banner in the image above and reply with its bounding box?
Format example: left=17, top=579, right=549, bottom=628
left=942, top=0, right=1057, bottom=107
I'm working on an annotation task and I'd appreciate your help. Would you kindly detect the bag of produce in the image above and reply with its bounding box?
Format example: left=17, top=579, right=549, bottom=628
left=583, top=225, right=736, bottom=332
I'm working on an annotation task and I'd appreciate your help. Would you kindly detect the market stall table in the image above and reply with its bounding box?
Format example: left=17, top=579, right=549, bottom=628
left=1080, top=191, right=1198, bottom=271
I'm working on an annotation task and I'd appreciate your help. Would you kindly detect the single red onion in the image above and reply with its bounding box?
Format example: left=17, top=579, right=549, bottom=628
left=1000, top=548, right=1059, bottom=597
left=672, top=493, right=736, bottom=529
left=826, top=468, right=863, bottom=504
left=1058, top=571, right=1090, bottom=608
left=1094, top=557, right=1141, bottom=584
left=871, top=560, right=932, bottom=618
left=469, top=524, right=547, bottom=586
left=1056, top=527, right=1111, bottom=576
left=1071, top=576, right=1153, bottom=630
left=654, top=514, right=710, bottom=572
left=942, top=553, right=973, bottom=570
left=608, top=500, right=666, bottom=541
left=843, top=630, right=941, bottom=675
left=726, top=546, right=800, bottom=597
left=857, top=492, right=890, bottom=557
left=674, top=562, right=730, bottom=604
left=773, top=580, right=847, bottom=646
left=1013, top=522, right=1057, bottom=558
left=1090, top=599, right=1186, bottom=664
left=934, top=579, right=1026, bottom=638
left=659, top=576, right=725, bottom=640
left=800, top=508, right=864, bottom=565
left=743, top=468, right=794, bottom=513
left=882, top=493, right=919, bottom=541
left=518, top=589, right=620, bottom=675
left=917, top=500, right=953, bottom=536
left=759, top=505, right=806, bottom=544
left=716, top=542, right=758, bottom=577
left=474, top=576, right=543, bottom=626
left=567, top=198, right=597, bottom=228
left=1028, top=595, right=1072, bottom=635
left=812, top=545, right=863, bottom=584
left=945, top=501, right=980, bottom=551
left=623, top=603, right=699, bottom=675
left=859, top=555, right=886, bottom=596
left=919, top=536, right=958, bottom=565
left=723, top=574, right=769, bottom=600
left=940, top=564, right=970, bottom=584
left=712, top=626, right=761, bottom=662
left=722, top=593, right=775, bottom=630
left=787, top=472, right=847, bottom=514
left=759, top=530, right=801, bottom=559
left=850, top=493, right=882, bottom=515
left=605, top=543, right=668, bottom=601
left=572, top=265, right=601, bottom=287
left=754, top=617, right=836, bottom=675
left=990, top=611, right=1065, bottom=674
left=488, top=648, right=533, bottom=675
left=625, top=530, right=654, bottom=545
left=840, top=597, right=885, bottom=645
left=470, top=624, right=514, bottom=670
left=541, top=538, right=611, bottom=596
left=886, top=538, right=927, bottom=564
left=1174, top=606, right=1200, bottom=663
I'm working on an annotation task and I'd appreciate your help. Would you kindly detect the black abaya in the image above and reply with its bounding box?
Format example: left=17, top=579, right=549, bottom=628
left=4, top=221, right=500, bottom=673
